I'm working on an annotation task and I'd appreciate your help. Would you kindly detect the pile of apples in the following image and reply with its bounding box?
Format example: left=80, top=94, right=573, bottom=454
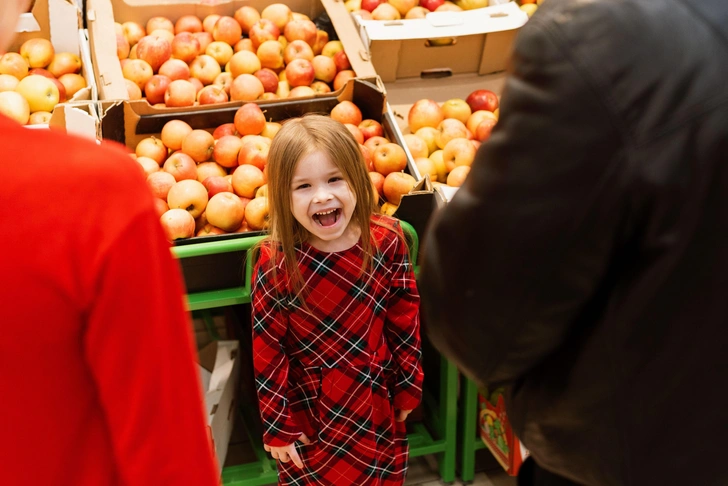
left=133, top=98, right=417, bottom=241
left=0, top=38, right=86, bottom=125
left=346, top=0, right=541, bottom=20
left=402, top=88, right=499, bottom=188
left=116, top=4, right=356, bottom=108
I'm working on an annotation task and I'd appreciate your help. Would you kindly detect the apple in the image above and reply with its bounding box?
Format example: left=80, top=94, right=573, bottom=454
left=330, top=100, right=363, bottom=126
left=420, top=0, right=445, bottom=10
left=213, top=122, right=239, bottom=139
left=196, top=223, right=227, bottom=237
left=0, top=53, right=29, bottom=80
left=232, top=164, right=266, bottom=198
left=206, top=41, right=234, bottom=67
left=284, top=40, right=314, bottom=64
left=0, top=91, right=30, bottom=125
left=372, top=3, right=401, bottom=20
left=233, top=103, right=266, bottom=136
left=116, top=32, right=131, bottom=60
left=230, top=73, right=265, bottom=101
left=261, top=3, right=293, bottom=30
left=147, top=170, right=177, bottom=199
left=238, top=136, right=271, bottom=170
left=244, top=196, right=269, bottom=230
left=171, top=32, right=200, bottom=64
left=56, top=72, right=85, bottom=100
left=203, top=175, right=235, bottom=198
left=373, top=143, right=407, bottom=176
left=414, top=126, right=439, bottom=155
left=345, top=124, right=365, bottom=145
left=213, top=71, right=233, bottom=94
left=213, top=135, right=243, bottom=168
left=312, top=30, right=329, bottom=55
left=360, top=144, right=374, bottom=171
left=158, top=58, right=190, bottom=80
left=235, top=6, right=261, bottom=35
left=162, top=152, right=198, bottom=181
left=124, top=78, right=143, bottom=99
left=144, top=74, right=171, bottom=105
left=285, top=58, right=315, bottom=88
left=383, top=171, right=416, bottom=205
left=436, top=2, right=463, bottom=11
left=357, top=119, right=383, bottom=141
left=213, top=16, right=243, bottom=46
left=466, top=110, right=497, bottom=136
left=369, top=171, right=385, bottom=198
left=164, top=79, right=196, bottom=107
left=333, top=70, right=356, bottom=91
left=310, top=81, right=331, bottom=94
left=414, top=157, right=438, bottom=181
left=136, top=156, right=160, bottom=177
left=466, top=89, right=499, bottom=113
left=20, top=38, right=55, bottom=69
left=161, top=119, right=193, bottom=151
left=436, top=118, right=469, bottom=149
left=234, top=38, right=255, bottom=53
left=403, top=133, right=429, bottom=159
left=474, top=118, right=497, bottom=142
left=202, top=14, right=221, bottom=34
left=197, top=84, right=228, bottom=104
left=441, top=98, right=472, bottom=124
left=135, top=137, right=167, bottom=166
left=15, top=75, right=59, bottom=113
left=321, top=40, right=345, bottom=58
left=0, top=74, right=19, bottom=92
left=188, top=76, right=204, bottom=95
left=261, top=121, right=282, bottom=139
left=227, top=50, right=260, bottom=78
left=160, top=208, right=196, bottom=240
left=361, top=0, right=384, bottom=12
left=405, top=6, right=429, bottom=18
left=167, top=179, right=209, bottom=218
left=364, top=135, right=389, bottom=154
left=311, top=55, right=336, bottom=83
left=182, top=129, right=215, bottom=163
left=254, top=68, right=279, bottom=93
left=146, top=16, right=174, bottom=35
left=150, top=29, right=175, bottom=46
left=47, top=76, right=67, bottom=103
left=122, top=21, right=146, bottom=46
left=189, top=54, right=222, bottom=86
left=135, top=34, right=172, bottom=72
left=429, top=149, right=447, bottom=182
left=276, top=80, right=290, bottom=98
left=153, top=198, right=169, bottom=218
left=442, top=137, right=476, bottom=172
left=190, top=32, right=212, bottom=53
left=284, top=19, right=317, bottom=46
left=256, top=40, right=285, bottom=71
left=122, top=58, right=154, bottom=90
left=249, top=19, right=281, bottom=49
left=196, top=161, right=227, bottom=183
left=447, top=165, right=470, bottom=187
left=206, top=192, right=246, bottom=231
left=353, top=9, right=374, bottom=20
left=288, top=85, right=316, bottom=98
left=345, top=0, right=362, bottom=12
left=408, top=98, right=444, bottom=133
left=333, top=51, right=351, bottom=73
left=388, top=0, right=417, bottom=16
left=255, top=184, right=269, bottom=198
left=174, top=15, right=203, bottom=34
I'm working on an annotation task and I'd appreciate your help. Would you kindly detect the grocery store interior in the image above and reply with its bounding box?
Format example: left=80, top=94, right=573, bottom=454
left=4, top=0, right=539, bottom=484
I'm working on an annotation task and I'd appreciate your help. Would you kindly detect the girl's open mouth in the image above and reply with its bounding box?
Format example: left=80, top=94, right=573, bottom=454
left=313, top=208, right=341, bottom=227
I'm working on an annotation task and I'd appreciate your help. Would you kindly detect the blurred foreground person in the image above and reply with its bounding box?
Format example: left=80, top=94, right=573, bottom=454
left=420, top=1, right=728, bottom=485
left=0, top=1, right=218, bottom=484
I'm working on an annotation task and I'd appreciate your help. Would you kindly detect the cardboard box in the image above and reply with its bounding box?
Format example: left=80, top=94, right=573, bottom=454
left=198, top=340, right=241, bottom=474
left=86, top=0, right=377, bottom=103
left=48, top=101, right=101, bottom=141
left=353, top=1, right=527, bottom=82
left=478, top=388, right=529, bottom=476
left=13, top=0, right=96, bottom=103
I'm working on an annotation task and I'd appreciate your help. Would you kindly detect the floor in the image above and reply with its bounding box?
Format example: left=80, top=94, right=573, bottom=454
left=404, top=452, right=517, bottom=486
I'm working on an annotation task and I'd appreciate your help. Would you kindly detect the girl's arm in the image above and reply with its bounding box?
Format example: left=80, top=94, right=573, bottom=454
left=252, top=248, right=302, bottom=447
left=384, top=224, right=425, bottom=412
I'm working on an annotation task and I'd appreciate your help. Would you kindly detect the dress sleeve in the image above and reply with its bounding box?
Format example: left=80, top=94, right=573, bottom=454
left=384, top=224, right=424, bottom=411
left=83, top=208, right=219, bottom=485
left=251, top=246, right=302, bottom=446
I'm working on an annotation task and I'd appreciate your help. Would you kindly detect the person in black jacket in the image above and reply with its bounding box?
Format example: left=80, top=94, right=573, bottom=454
left=419, top=1, right=728, bottom=485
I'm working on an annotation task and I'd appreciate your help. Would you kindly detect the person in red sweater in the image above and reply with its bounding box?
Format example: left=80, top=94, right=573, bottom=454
left=0, top=1, right=219, bottom=484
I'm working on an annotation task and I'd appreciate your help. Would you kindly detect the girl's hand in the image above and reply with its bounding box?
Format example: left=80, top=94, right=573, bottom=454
left=264, top=433, right=311, bottom=468
left=395, top=409, right=412, bottom=422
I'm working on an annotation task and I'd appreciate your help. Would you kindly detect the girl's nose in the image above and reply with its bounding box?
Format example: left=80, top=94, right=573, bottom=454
left=312, top=185, right=333, bottom=203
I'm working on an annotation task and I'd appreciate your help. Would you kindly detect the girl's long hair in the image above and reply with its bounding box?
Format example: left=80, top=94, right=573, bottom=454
left=264, top=114, right=379, bottom=296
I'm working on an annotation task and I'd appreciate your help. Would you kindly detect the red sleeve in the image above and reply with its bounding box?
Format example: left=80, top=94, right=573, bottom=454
left=251, top=246, right=302, bottom=447
left=384, top=223, right=424, bottom=411
left=82, top=208, right=219, bottom=485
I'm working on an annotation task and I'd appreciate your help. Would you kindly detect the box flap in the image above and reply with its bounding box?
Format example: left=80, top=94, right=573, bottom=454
left=48, top=103, right=99, bottom=140
left=357, top=2, right=526, bottom=42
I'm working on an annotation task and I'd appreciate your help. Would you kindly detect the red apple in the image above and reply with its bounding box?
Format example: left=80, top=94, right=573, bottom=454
left=358, top=119, right=384, bottom=141
left=361, top=0, right=384, bottom=12
left=235, top=6, right=261, bottom=35
left=146, top=16, right=174, bottom=35
left=249, top=19, right=280, bottom=49
left=465, top=89, right=499, bottom=113
left=230, top=73, right=264, bottom=101
left=474, top=118, right=497, bottom=142
left=202, top=14, right=221, bottom=34
left=153, top=198, right=169, bottom=218
left=360, top=144, right=374, bottom=171
left=333, top=70, right=356, bottom=91
left=364, top=135, right=389, bottom=154
left=420, top=0, right=445, bottom=10
left=238, top=135, right=271, bottom=170
left=160, top=208, right=195, bottom=240
left=175, top=15, right=203, bottom=34
left=182, top=129, right=215, bottom=163
left=234, top=103, right=266, bottom=136
left=213, top=135, right=243, bottom=168
left=136, top=34, right=172, bottom=72
left=58, top=73, right=85, bottom=99
left=163, top=152, right=198, bottom=181
left=171, top=32, right=200, bottom=64
left=196, top=161, right=227, bottom=182
left=213, top=16, right=243, bottom=46
left=193, top=32, right=214, bottom=52
left=144, top=74, right=171, bottom=105
left=284, top=40, right=314, bottom=64
left=158, top=58, right=190, bottom=80
left=285, top=58, right=315, bottom=88
left=212, top=123, right=239, bottom=140
left=330, top=100, right=363, bottom=126
left=383, top=171, right=416, bottom=205
left=164, top=79, right=196, bottom=107
left=408, top=98, right=444, bottom=133
left=284, top=19, right=317, bottom=46
left=373, top=143, right=408, bottom=176
left=369, top=171, right=385, bottom=198
left=332, top=51, right=351, bottom=72
left=203, top=175, right=234, bottom=198
left=345, top=123, right=365, bottom=145
left=197, top=84, right=228, bottom=104
left=254, top=68, right=279, bottom=93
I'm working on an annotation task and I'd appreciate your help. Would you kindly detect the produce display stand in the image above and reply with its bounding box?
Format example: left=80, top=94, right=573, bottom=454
left=170, top=221, right=458, bottom=485
left=458, top=376, right=487, bottom=484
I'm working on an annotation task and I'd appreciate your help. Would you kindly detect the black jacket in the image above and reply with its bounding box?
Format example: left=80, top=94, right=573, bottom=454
left=419, top=0, right=728, bottom=484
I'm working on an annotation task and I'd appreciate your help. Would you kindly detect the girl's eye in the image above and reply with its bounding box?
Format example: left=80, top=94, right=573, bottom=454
left=295, top=184, right=310, bottom=190
left=329, top=177, right=342, bottom=183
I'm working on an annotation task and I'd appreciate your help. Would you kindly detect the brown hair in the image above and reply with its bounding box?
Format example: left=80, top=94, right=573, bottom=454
left=264, top=114, right=379, bottom=295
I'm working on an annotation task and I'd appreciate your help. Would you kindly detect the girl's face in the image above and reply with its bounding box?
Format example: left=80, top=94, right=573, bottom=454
left=290, top=150, right=359, bottom=252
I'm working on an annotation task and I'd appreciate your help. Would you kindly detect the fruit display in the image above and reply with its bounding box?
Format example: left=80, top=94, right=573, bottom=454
left=115, top=4, right=356, bottom=107
left=0, top=38, right=87, bottom=126
left=125, top=93, right=417, bottom=241
left=398, top=88, right=499, bottom=188
left=345, top=0, right=541, bottom=20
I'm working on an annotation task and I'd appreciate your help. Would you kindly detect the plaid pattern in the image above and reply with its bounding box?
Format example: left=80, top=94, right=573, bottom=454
left=252, top=215, right=424, bottom=485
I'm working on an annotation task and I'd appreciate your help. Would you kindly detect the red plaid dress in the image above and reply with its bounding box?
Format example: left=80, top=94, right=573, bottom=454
left=252, top=215, right=424, bottom=486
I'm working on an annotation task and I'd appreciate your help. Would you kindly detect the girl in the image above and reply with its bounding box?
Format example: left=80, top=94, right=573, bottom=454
left=252, top=114, right=424, bottom=485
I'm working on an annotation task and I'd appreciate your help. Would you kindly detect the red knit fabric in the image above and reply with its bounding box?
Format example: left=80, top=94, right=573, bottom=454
left=252, top=214, right=424, bottom=485
left=0, top=115, right=219, bottom=485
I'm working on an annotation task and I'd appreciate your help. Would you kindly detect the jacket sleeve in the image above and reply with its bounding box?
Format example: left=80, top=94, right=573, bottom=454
left=419, top=14, right=627, bottom=387
left=251, top=247, right=302, bottom=447
left=83, top=208, right=219, bottom=485
left=384, top=224, right=424, bottom=411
